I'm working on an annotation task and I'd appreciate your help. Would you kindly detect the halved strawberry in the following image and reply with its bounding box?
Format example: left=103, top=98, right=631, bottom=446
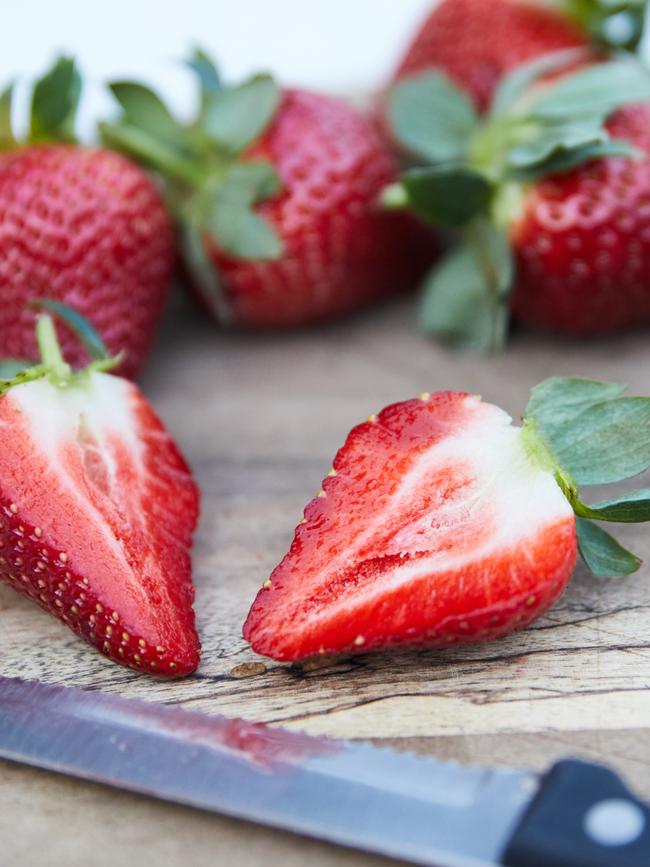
left=0, top=310, right=200, bottom=676
left=244, top=379, right=650, bottom=661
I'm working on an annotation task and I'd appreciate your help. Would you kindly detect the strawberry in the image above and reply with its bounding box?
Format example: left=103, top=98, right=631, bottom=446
left=244, top=378, right=650, bottom=662
left=101, top=52, right=434, bottom=330
left=0, top=58, right=174, bottom=378
left=0, top=309, right=200, bottom=676
left=390, top=0, right=644, bottom=113
left=382, top=54, right=650, bottom=350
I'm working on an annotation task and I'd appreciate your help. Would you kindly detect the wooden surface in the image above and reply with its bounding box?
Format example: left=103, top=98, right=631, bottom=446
left=2, top=297, right=650, bottom=865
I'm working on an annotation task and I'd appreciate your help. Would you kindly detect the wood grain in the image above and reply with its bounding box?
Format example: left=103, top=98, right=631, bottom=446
left=2, top=297, right=650, bottom=864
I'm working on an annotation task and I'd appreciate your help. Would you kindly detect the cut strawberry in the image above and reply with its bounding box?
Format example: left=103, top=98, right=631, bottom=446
left=244, top=379, right=650, bottom=662
left=0, top=311, right=200, bottom=676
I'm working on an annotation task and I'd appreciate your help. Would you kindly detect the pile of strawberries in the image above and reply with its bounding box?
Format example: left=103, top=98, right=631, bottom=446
left=3, top=0, right=650, bottom=677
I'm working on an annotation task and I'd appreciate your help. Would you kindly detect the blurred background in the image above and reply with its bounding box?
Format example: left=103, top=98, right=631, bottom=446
left=2, top=0, right=435, bottom=134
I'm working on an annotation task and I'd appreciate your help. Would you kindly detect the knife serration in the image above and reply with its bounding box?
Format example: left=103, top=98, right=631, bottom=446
left=0, top=676, right=537, bottom=867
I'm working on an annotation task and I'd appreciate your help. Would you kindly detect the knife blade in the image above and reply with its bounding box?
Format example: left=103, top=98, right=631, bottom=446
left=0, top=676, right=648, bottom=867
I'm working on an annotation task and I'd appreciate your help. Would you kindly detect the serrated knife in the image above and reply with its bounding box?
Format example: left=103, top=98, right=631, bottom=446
left=0, top=676, right=648, bottom=867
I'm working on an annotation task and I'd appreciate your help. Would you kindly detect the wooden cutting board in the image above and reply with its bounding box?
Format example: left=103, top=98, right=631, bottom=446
left=2, top=298, right=650, bottom=867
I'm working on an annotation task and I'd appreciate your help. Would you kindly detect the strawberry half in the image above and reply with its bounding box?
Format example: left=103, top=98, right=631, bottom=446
left=0, top=310, right=200, bottom=676
left=244, top=378, right=650, bottom=662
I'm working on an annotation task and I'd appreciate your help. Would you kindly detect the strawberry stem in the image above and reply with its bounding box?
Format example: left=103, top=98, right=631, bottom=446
left=36, top=314, right=71, bottom=381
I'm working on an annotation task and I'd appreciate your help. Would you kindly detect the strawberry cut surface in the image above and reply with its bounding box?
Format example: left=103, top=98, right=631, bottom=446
left=0, top=372, right=200, bottom=675
left=243, top=392, right=577, bottom=661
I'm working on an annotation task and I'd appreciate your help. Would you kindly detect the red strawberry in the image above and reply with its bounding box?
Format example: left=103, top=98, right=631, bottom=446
left=0, top=59, right=174, bottom=378
left=0, top=312, right=200, bottom=676
left=101, top=53, right=435, bottom=330
left=390, top=0, right=644, bottom=113
left=244, top=378, right=650, bottom=662
left=512, top=103, right=650, bottom=334
left=383, top=55, right=650, bottom=349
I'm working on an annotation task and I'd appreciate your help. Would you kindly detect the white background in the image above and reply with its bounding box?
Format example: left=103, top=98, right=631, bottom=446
left=1, top=0, right=435, bottom=135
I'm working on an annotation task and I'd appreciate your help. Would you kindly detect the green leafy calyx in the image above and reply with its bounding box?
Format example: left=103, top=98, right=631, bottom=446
left=385, top=53, right=650, bottom=352
left=522, top=376, right=650, bottom=577
left=0, top=56, right=82, bottom=151
left=100, top=49, right=285, bottom=323
left=0, top=302, right=119, bottom=396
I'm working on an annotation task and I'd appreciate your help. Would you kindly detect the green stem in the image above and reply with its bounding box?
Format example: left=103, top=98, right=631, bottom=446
left=36, top=314, right=70, bottom=380
left=100, top=122, right=205, bottom=187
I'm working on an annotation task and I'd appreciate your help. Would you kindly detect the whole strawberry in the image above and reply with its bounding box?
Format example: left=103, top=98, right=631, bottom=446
left=0, top=308, right=200, bottom=676
left=390, top=0, right=644, bottom=112
left=101, top=52, right=434, bottom=329
left=0, top=58, right=174, bottom=378
left=244, top=377, right=650, bottom=662
left=383, top=55, right=650, bottom=349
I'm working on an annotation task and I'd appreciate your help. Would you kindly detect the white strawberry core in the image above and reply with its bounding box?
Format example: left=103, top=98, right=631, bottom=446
left=309, top=397, right=574, bottom=620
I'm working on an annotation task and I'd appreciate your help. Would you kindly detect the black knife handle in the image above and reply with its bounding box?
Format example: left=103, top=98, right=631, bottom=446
left=503, top=759, right=650, bottom=867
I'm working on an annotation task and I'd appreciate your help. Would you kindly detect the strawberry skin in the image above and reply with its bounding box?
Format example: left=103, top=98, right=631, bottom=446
left=392, top=0, right=588, bottom=111
left=512, top=104, right=650, bottom=334
left=0, top=145, right=174, bottom=378
left=209, top=90, right=435, bottom=328
left=0, top=371, right=200, bottom=675
left=243, top=392, right=577, bottom=661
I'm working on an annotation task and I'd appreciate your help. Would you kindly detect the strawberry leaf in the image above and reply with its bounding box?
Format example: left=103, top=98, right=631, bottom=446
left=203, top=74, right=281, bottom=153
left=400, top=166, right=493, bottom=229
left=109, top=82, right=181, bottom=142
left=525, top=377, right=626, bottom=440
left=30, top=56, right=81, bottom=143
left=206, top=161, right=283, bottom=260
left=529, top=59, right=650, bottom=121
left=509, top=139, right=640, bottom=181
left=574, top=488, right=650, bottom=522
left=420, top=219, right=512, bottom=352
left=387, top=71, right=478, bottom=164
left=0, top=82, right=16, bottom=148
left=541, top=397, right=650, bottom=486
left=490, top=49, right=587, bottom=118
left=185, top=48, right=221, bottom=109
left=32, top=299, right=109, bottom=361
left=576, top=517, right=642, bottom=577
left=568, top=0, right=646, bottom=50
left=179, top=220, right=233, bottom=325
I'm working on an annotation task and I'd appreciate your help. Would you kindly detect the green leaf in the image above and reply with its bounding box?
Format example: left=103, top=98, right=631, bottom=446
left=100, top=120, right=204, bottom=187
left=0, top=363, right=48, bottom=397
left=400, top=166, right=493, bottom=229
left=0, top=82, right=15, bottom=148
left=203, top=74, right=281, bottom=153
left=0, top=359, right=31, bottom=378
left=31, top=299, right=108, bottom=361
left=30, top=56, right=81, bottom=142
left=387, top=71, right=478, bottom=164
left=204, top=161, right=283, bottom=260
left=526, top=377, right=626, bottom=441
left=178, top=220, right=232, bottom=325
left=109, top=81, right=180, bottom=141
left=545, top=397, right=650, bottom=486
left=506, top=117, right=609, bottom=168
left=420, top=219, right=513, bottom=352
left=185, top=48, right=221, bottom=101
left=530, top=59, right=650, bottom=121
left=576, top=517, right=642, bottom=577
left=490, top=48, right=587, bottom=118
left=568, top=0, right=646, bottom=51
left=575, top=487, right=650, bottom=523
left=510, top=139, right=639, bottom=181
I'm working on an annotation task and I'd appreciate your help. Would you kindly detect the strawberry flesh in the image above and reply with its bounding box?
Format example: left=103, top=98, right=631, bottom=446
left=0, top=372, right=200, bottom=675
left=243, top=392, right=577, bottom=661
